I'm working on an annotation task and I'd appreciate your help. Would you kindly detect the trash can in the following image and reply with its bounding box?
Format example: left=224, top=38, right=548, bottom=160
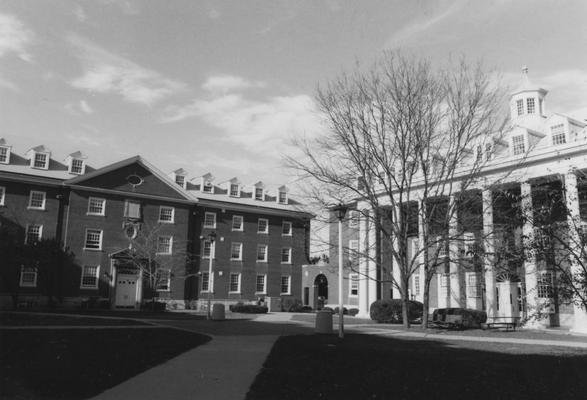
left=212, top=303, right=225, bottom=320
left=315, top=310, right=333, bottom=334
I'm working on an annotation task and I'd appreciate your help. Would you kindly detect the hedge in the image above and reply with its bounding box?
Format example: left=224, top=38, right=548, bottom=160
left=370, top=299, right=424, bottom=323
left=229, top=303, right=268, bottom=314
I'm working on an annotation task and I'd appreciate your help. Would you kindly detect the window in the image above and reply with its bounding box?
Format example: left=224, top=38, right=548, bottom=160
left=349, top=273, right=359, bottom=297
left=84, top=229, right=103, bottom=250
left=81, top=265, right=99, bottom=289
left=255, top=187, right=264, bottom=200
left=0, top=146, right=9, bottom=164
left=349, top=240, right=359, bottom=263
left=204, top=212, right=216, bottom=228
left=538, top=272, right=553, bottom=298
left=281, top=275, right=291, bottom=294
left=551, top=123, right=566, bottom=145
left=440, top=274, right=449, bottom=297
left=203, top=240, right=212, bottom=258
left=229, top=273, right=241, bottom=293
left=175, top=175, right=186, bottom=188
left=348, top=210, right=359, bottom=227
left=156, top=269, right=171, bottom=291
left=0, top=186, right=5, bottom=206
left=70, top=158, right=84, bottom=174
left=512, top=135, right=525, bottom=155
left=232, top=215, right=243, bottom=231
left=413, top=270, right=420, bottom=296
left=257, top=244, right=268, bottom=262
left=28, top=190, right=46, bottom=210
left=282, top=221, right=292, bottom=236
left=463, top=233, right=475, bottom=258
left=516, top=99, right=524, bottom=116
left=230, top=184, right=240, bottom=197
left=466, top=273, right=480, bottom=298
left=87, top=197, right=105, bottom=216
left=25, top=224, right=42, bottom=244
left=256, top=274, right=266, bottom=293
left=201, top=272, right=210, bottom=292
left=436, top=236, right=447, bottom=258
left=33, top=152, right=48, bottom=169
left=124, top=200, right=142, bottom=219
left=526, top=98, right=535, bottom=114
left=281, top=247, right=292, bottom=264
left=231, top=242, right=243, bottom=260
left=476, top=145, right=482, bottom=161
left=20, top=266, right=37, bottom=287
left=278, top=190, right=287, bottom=204
left=485, top=143, right=492, bottom=160
left=203, top=181, right=213, bottom=193
left=159, top=206, right=175, bottom=223
left=157, top=236, right=173, bottom=254
left=258, top=218, right=268, bottom=233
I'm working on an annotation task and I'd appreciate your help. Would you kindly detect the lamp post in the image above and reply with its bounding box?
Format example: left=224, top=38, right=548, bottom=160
left=333, top=203, right=348, bottom=339
left=206, top=231, right=217, bottom=320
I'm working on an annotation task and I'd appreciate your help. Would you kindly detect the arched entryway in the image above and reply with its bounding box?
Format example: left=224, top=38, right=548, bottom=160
left=495, top=273, right=521, bottom=320
left=314, top=274, right=328, bottom=309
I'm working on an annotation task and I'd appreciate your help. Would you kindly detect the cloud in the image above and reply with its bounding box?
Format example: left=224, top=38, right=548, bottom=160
left=98, top=0, right=140, bottom=15
left=202, top=75, right=265, bottom=94
left=208, top=8, right=221, bottom=19
left=66, top=100, right=94, bottom=115
left=0, top=13, right=34, bottom=62
left=0, top=74, right=19, bottom=92
left=73, top=4, right=88, bottom=22
left=68, top=34, right=185, bottom=105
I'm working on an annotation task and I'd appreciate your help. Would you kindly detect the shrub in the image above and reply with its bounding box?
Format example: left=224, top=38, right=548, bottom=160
left=322, top=307, right=335, bottom=314
left=369, top=299, right=424, bottom=323
left=282, top=298, right=302, bottom=312
left=431, top=308, right=487, bottom=329
left=287, top=301, right=306, bottom=313
left=229, top=303, right=268, bottom=314
left=141, top=301, right=166, bottom=312
left=333, top=307, right=348, bottom=315
left=348, top=308, right=359, bottom=316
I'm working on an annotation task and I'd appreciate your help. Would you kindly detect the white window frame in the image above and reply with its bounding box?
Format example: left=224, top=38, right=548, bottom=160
left=124, top=200, right=142, bottom=219
left=436, top=236, right=447, bottom=258
left=278, top=190, right=288, bottom=204
left=349, top=273, right=359, bottom=297
left=175, top=174, right=186, bottom=188
left=255, top=274, right=267, bottom=294
left=25, top=224, right=43, bottom=244
left=69, top=158, right=85, bottom=175
left=87, top=197, right=106, bottom=216
left=349, top=240, right=359, bottom=263
left=282, top=221, right=292, bottom=236
left=156, top=269, right=171, bottom=292
left=157, top=236, right=173, bottom=255
left=202, top=240, right=212, bottom=259
left=201, top=272, right=210, bottom=292
left=281, top=247, right=292, bottom=264
left=203, top=181, right=214, bottom=193
left=439, top=274, right=449, bottom=298
left=0, top=146, right=10, bottom=164
left=466, top=272, right=480, bottom=298
left=512, top=135, right=525, bottom=155
left=204, top=212, right=216, bottom=228
left=229, top=183, right=240, bottom=197
left=255, top=187, right=264, bottom=200
left=413, top=269, right=421, bottom=296
left=280, top=275, right=291, bottom=295
left=526, top=97, right=535, bottom=114
left=229, top=273, right=241, bottom=293
left=232, top=215, right=244, bottom=231
left=463, top=232, right=475, bottom=258
left=516, top=99, right=524, bottom=116
left=256, top=244, right=268, bottom=262
left=158, top=206, right=175, bottom=223
left=0, top=186, right=5, bottom=206
left=348, top=210, right=359, bottom=227
left=80, top=265, right=100, bottom=289
left=20, top=266, right=37, bottom=287
left=258, top=218, right=268, bottom=234
left=231, top=242, right=243, bottom=261
left=32, top=152, right=49, bottom=169
left=84, top=229, right=103, bottom=250
left=28, top=190, right=46, bottom=210
left=538, top=271, right=554, bottom=298
left=551, top=123, right=566, bottom=145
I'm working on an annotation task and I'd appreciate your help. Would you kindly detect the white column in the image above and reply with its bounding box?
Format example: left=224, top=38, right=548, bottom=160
left=482, top=188, right=497, bottom=321
left=565, top=170, right=587, bottom=333
left=449, top=187, right=462, bottom=307
left=391, top=203, right=402, bottom=299
left=417, top=200, right=426, bottom=303
left=521, top=181, right=539, bottom=322
left=367, top=209, right=378, bottom=308
left=358, top=209, right=370, bottom=317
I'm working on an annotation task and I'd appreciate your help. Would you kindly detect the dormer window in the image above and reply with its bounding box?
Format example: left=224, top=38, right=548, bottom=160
left=255, top=187, right=264, bottom=200
left=512, top=135, right=525, bottom=155
left=33, top=152, right=49, bottom=169
left=516, top=99, right=524, bottom=116
left=230, top=183, right=240, bottom=197
left=0, top=145, right=10, bottom=164
left=203, top=181, right=213, bottom=193
left=175, top=175, right=185, bottom=188
left=278, top=189, right=288, bottom=205
left=551, top=123, right=566, bottom=145
left=526, top=98, right=535, bottom=114
left=70, top=158, right=85, bottom=174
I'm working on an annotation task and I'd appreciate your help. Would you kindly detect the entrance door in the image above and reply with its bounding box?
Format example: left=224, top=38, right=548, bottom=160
left=496, top=281, right=520, bottom=320
left=115, top=274, right=138, bottom=308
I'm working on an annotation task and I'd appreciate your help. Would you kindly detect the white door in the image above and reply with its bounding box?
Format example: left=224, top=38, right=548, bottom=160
left=115, top=274, right=138, bottom=308
left=496, top=281, right=520, bottom=320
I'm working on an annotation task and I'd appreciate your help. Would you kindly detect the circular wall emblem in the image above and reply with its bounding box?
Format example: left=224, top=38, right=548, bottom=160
left=126, top=174, right=143, bottom=187
left=124, top=224, right=138, bottom=239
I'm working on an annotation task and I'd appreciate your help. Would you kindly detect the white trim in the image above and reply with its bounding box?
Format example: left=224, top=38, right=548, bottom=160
left=258, top=218, right=269, bottom=234
left=87, top=197, right=106, bottom=216
left=80, top=265, right=100, bottom=289
left=282, top=221, right=292, bottom=236
left=201, top=271, right=210, bottom=292
left=229, top=272, right=241, bottom=293
left=204, top=212, right=216, bottom=228
left=84, top=228, right=103, bottom=250
left=256, top=244, right=268, bottom=262
left=156, top=235, right=173, bottom=255
left=25, top=224, right=43, bottom=244
left=232, top=215, right=244, bottom=231
left=31, top=152, right=49, bottom=170
left=156, top=269, right=171, bottom=292
left=19, top=266, right=37, bottom=287
left=158, top=206, right=175, bottom=223
left=255, top=274, right=267, bottom=294
left=69, top=158, right=85, bottom=175
left=28, top=190, right=46, bottom=210
left=0, top=186, right=5, bottom=206
left=349, top=273, right=359, bottom=297
left=281, top=247, right=292, bottom=264
left=0, top=145, right=10, bottom=164
left=280, top=275, right=291, bottom=295
left=231, top=242, right=243, bottom=261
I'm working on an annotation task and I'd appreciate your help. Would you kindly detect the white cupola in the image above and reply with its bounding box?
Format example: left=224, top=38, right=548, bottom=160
left=510, top=66, right=548, bottom=131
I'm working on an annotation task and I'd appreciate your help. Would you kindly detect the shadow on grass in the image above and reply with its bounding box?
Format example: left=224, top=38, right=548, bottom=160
left=0, top=328, right=211, bottom=400
left=246, top=334, right=587, bottom=400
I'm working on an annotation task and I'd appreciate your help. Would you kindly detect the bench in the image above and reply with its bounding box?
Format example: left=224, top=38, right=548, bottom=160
left=484, top=317, right=521, bottom=332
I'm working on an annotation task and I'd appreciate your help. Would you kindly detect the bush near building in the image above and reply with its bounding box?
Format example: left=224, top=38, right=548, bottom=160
left=370, top=299, right=424, bottom=323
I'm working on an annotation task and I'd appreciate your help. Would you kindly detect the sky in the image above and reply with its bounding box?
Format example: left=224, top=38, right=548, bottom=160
left=1, top=0, right=587, bottom=193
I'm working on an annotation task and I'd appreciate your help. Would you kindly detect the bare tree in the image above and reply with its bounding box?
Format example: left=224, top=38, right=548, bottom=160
left=288, top=51, right=507, bottom=328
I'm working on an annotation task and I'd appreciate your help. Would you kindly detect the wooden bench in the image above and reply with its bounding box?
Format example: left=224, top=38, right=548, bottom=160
left=484, top=317, right=521, bottom=332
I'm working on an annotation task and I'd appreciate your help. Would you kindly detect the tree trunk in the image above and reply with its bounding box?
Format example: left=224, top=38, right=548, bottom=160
left=422, top=278, right=432, bottom=329
left=402, top=278, right=411, bottom=328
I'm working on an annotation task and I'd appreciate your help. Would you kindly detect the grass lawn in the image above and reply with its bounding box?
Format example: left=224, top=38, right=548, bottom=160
left=246, top=334, right=587, bottom=400
left=0, top=328, right=210, bottom=399
left=0, top=312, right=149, bottom=326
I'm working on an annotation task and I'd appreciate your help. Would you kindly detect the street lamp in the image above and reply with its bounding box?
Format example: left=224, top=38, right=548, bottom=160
left=206, top=231, right=217, bottom=320
left=333, top=203, right=348, bottom=339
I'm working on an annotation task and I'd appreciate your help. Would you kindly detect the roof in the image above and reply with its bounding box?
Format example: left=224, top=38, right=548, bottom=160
left=511, top=67, right=548, bottom=96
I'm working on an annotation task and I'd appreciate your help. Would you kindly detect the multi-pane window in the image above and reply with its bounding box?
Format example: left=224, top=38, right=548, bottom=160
left=516, top=99, right=524, bottom=116
left=28, top=190, right=46, bottom=209
left=232, top=215, right=243, bottom=231
left=33, top=152, right=48, bottom=169
left=124, top=200, right=142, bottom=219
left=255, top=187, right=263, bottom=200
left=348, top=210, right=359, bottom=227
left=175, top=175, right=185, bottom=188
left=413, top=270, right=421, bottom=296
left=159, top=206, right=175, bottom=223
left=203, top=181, right=213, bottom=193
left=229, top=273, right=241, bottom=293
left=70, top=158, right=84, bottom=174
left=81, top=265, right=99, bottom=289
left=436, top=237, right=447, bottom=258
left=25, top=224, right=42, bottom=244
left=280, top=276, right=291, bottom=294
left=256, top=274, right=266, bottom=293
left=485, top=143, right=492, bottom=160
left=201, top=272, right=210, bottom=292
left=349, top=240, right=359, bottom=263
left=204, top=212, right=216, bottom=228
left=157, top=236, right=173, bottom=254
left=526, top=98, right=535, bottom=114
left=230, top=184, right=239, bottom=197
left=231, top=242, right=242, bottom=260
left=258, top=218, right=268, bottom=233
left=512, top=135, right=525, bottom=155
left=203, top=240, right=212, bottom=258
left=551, top=123, right=566, bottom=145
left=0, top=146, right=9, bottom=163
left=84, top=229, right=103, bottom=250
left=463, top=233, right=475, bottom=258
left=282, top=221, right=292, bottom=235
left=87, top=197, right=105, bottom=215
left=20, top=266, right=37, bottom=287
left=466, top=273, right=480, bottom=298
left=156, top=269, right=171, bottom=291
left=281, top=247, right=292, bottom=264
left=349, top=273, right=359, bottom=297
left=278, top=191, right=287, bottom=204
left=0, top=186, right=5, bottom=206
left=256, top=244, right=268, bottom=262
left=538, top=272, right=553, bottom=298
left=440, top=274, right=449, bottom=298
